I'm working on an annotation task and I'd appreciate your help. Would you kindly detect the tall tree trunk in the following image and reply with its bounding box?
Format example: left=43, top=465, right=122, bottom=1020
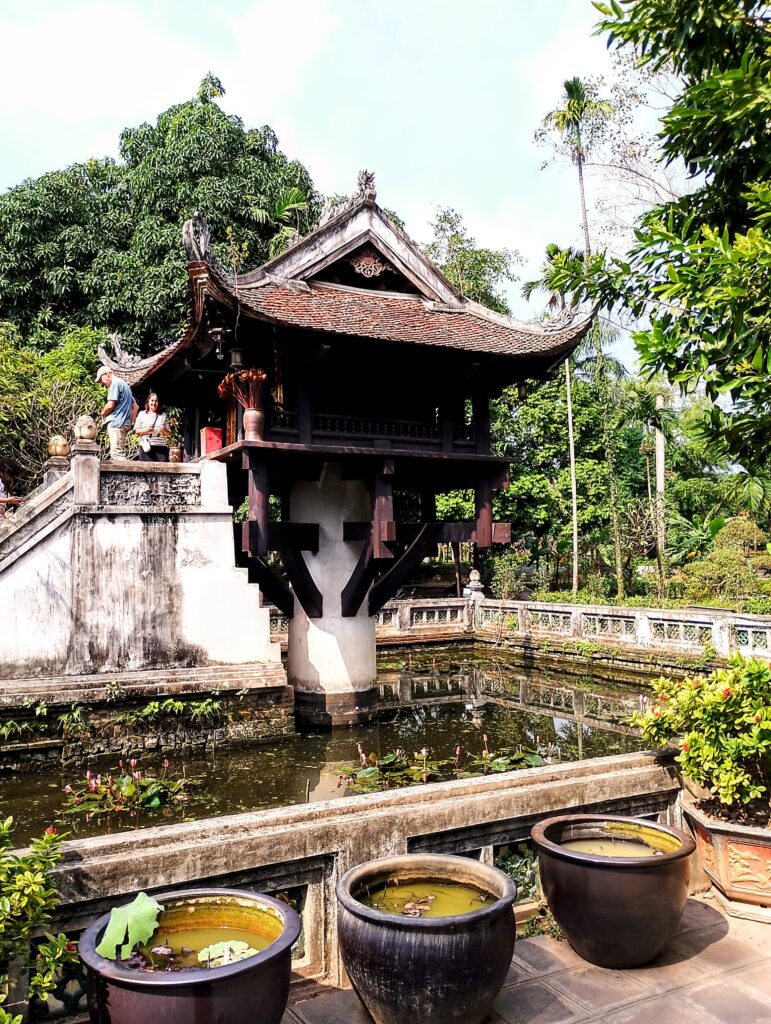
left=655, top=393, right=667, bottom=594
left=577, top=153, right=624, bottom=598
left=565, top=360, right=579, bottom=593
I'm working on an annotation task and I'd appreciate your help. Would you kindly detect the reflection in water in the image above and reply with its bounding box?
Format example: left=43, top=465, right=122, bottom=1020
left=0, top=647, right=647, bottom=845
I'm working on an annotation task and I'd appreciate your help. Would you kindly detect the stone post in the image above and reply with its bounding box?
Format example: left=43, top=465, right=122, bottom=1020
left=43, top=456, right=70, bottom=489
left=71, top=442, right=101, bottom=505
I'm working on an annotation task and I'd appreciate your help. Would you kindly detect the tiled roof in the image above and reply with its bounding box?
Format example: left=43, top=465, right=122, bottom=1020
left=237, top=283, right=592, bottom=358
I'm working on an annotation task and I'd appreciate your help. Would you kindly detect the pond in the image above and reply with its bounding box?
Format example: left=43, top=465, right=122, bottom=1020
left=0, top=646, right=649, bottom=846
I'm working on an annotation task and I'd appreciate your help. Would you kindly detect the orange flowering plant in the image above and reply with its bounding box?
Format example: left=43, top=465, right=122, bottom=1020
left=217, top=367, right=267, bottom=409
left=630, top=656, right=771, bottom=811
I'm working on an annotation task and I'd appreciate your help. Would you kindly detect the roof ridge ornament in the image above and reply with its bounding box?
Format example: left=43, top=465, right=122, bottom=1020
left=356, top=169, right=376, bottom=204
left=183, top=210, right=213, bottom=263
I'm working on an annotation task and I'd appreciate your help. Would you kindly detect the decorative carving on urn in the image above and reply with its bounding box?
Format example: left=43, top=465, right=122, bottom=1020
left=47, top=435, right=70, bottom=458
left=73, top=415, right=98, bottom=442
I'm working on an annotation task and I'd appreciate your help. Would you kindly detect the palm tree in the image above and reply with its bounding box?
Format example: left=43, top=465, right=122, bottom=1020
left=623, top=379, right=675, bottom=591
left=251, top=187, right=309, bottom=258
left=542, top=78, right=626, bottom=596
left=523, top=244, right=584, bottom=594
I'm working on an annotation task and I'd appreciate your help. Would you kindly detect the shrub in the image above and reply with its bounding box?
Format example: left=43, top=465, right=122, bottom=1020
left=630, top=656, right=771, bottom=810
left=489, top=545, right=530, bottom=600
left=680, top=548, right=756, bottom=603
left=712, top=517, right=766, bottom=555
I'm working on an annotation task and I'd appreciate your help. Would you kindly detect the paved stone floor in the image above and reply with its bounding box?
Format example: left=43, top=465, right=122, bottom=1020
left=284, top=894, right=771, bottom=1024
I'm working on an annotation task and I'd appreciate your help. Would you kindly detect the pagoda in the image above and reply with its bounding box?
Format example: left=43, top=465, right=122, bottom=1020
left=99, top=172, right=592, bottom=724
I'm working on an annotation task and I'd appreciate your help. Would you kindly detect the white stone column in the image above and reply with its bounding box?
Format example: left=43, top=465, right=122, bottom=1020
left=287, top=463, right=377, bottom=725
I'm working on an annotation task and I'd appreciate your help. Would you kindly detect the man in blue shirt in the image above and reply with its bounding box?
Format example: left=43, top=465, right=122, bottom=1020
left=95, top=366, right=139, bottom=460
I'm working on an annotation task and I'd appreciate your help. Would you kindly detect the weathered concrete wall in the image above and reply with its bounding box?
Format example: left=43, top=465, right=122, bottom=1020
left=0, top=456, right=280, bottom=679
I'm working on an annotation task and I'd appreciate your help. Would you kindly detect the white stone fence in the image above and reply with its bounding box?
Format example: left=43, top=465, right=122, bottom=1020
left=269, top=596, right=771, bottom=659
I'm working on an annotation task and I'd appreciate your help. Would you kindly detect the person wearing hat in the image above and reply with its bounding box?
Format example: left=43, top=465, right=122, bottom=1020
left=95, top=367, right=139, bottom=461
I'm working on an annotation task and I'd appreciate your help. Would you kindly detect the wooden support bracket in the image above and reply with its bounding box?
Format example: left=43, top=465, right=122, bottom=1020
left=368, top=523, right=443, bottom=617
left=248, top=557, right=294, bottom=619
left=282, top=549, right=323, bottom=618
left=341, top=541, right=379, bottom=617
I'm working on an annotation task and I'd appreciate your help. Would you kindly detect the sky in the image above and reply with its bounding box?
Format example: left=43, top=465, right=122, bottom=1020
left=0, top=0, right=634, bottom=344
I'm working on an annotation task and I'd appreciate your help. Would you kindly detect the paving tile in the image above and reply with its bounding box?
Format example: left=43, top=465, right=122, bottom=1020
left=625, top=942, right=713, bottom=992
left=502, top=958, right=538, bottom=987
left=491, top=978, right=590, bottom=1024
left=510, top=935, right=587, bottom=977
left=669, top=924, right=765, bottom=973
left=723, top=915, right=771, bottom=950
left=731, top=962, right=771, bottom=999
left=678, top=978, right=771, bottom=1024
left=674, top=898, right=726, bottom=936
left=602, top=996, right=701, bottom=1024
left=547, top=966, right=653, bottom=1015
left=292, top=988, right=374, bottom=1024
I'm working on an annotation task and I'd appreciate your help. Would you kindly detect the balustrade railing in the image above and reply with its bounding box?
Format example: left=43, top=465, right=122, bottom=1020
left=268, top=597, right=771, bottom=659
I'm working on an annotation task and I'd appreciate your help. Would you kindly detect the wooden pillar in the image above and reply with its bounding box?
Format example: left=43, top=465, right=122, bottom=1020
left=298, top=373, right=312, bottom=444
left=243, top=450, right=270, bottom=556
left=420, top=488, right=436, bottom=522
left=475, top=476, right=493, bottom=549
left=372, top=458, right=396, bottom=560
left=472, top=390, right=490, bottom=455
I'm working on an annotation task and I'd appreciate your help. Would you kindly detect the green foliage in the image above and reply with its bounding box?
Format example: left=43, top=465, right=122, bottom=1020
left=423, top=208, right=519, bottom=314
left=489, top=544, right=531, bottom=600
left=0, top=818, right=72, bottom=1019
left=95, top=892, right=163, bottom=961
left=198, top=940, right=258, bottom=966
left=548, top=2, right=771, bottom=467
left=0, top=77, right=317, bottom=350
left=712, top=516, right=766, bottom=555
left=680, top=547, right=757, bottom=603
left=495, top=843, right=541, bottom=904
left=631, top=656, right=771, bottom=809
left=56, top=704, right=91, bottom=737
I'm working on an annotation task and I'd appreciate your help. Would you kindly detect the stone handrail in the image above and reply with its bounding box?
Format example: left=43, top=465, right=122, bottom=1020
left=267, top=595, right=771, bottom=659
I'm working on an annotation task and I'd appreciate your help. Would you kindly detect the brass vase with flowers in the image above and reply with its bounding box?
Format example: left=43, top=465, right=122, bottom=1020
left=218, top=368, right=268, bottom=442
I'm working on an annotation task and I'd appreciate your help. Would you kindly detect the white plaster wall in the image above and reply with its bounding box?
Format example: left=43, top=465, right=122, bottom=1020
left=176, top=514, right=278, bottom=664
left=0, top=462, right=279, bottom=677
left=0, top=526, right=74, bottom=672
left=287, top=463, right=376, bottom=693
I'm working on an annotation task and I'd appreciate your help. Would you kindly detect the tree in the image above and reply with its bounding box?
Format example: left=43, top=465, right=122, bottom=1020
left=252, top=187, right=310, bottom=259
left=523, top=244, right=584, bottom=594
left=539, top=78, right=626, bottom=596
left=556, top=2, right=771, bottom=471
left=0, top=77, right=317, bottom=352
left=423, top=208, right=519, bottom=314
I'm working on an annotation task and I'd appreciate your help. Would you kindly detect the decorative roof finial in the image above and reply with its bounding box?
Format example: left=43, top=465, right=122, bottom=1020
left=182, top=210, right=213, bottom=263
left=356, top=169, right=377, bottom=204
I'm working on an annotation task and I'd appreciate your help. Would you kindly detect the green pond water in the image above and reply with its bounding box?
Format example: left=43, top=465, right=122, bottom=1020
left=359, top=881, right=491, bottom=917
left=560, top=838, right=657, bottom=857
left=138, top=926, right=274, bottom=970
left=0, top=647, right=648, bottom=845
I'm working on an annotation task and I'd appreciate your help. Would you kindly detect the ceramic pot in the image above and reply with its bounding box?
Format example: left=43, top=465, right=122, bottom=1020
left=78, top=888, right=300, bottom=1024
left=168, top=445, right=183, bottom=463
left=336, top=853, right=516, bottom=1024
left=243, top=408, right=264, bottom=442
left=531, top=814, right=695, bottom=968
left=681, top=792, right=771, bottom=909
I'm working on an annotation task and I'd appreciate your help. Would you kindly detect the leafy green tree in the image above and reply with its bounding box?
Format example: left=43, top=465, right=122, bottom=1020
left=423, top=208, right=519, bottom=314
left=556, top=2, right=771, bottom=470
left=539, top=77, right=626, bottom=596
left=0, top=76, right=317, bottom=351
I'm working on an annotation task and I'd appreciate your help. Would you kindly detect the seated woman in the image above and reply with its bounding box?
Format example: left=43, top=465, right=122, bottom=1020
left=134, top=393, right=170, bottom=462
left=0, top=458, right=22, bottom=516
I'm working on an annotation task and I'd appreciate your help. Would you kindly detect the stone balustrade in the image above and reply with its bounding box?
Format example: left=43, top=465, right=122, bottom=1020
left=266, top=596, right=771, bottom=659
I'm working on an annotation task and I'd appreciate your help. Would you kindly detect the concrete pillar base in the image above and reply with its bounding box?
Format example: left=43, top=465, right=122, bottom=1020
left=295, top=687, right=379, bottom=728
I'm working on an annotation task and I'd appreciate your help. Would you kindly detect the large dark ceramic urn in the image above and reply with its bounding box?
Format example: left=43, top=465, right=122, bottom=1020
left=531, top=814, right=695, bottom=968
left=336, top=853, right=517, bottom=1024
left=79, top=887, right=301, bottom=1024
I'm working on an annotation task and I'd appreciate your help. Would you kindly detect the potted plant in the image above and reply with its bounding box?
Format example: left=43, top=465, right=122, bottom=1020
left=218, top=368, right=267, bottom=442
left=336, top=853, right=516, bottom=1024
left=78, top=887, right=300, bottom=1024
left=531, top=814, right=695, bottom=968
left=0, top=819, right=74, bottom=1024
left=631, top=654, right=771, bottom=911
left=164, top=406, right=184, bottom=463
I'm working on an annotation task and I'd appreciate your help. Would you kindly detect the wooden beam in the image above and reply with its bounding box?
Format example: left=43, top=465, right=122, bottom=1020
left=269, top=522, right=319, bottom=553
left=372, top=459, right=396, bottom=560
left=368, top=523, right=443, bottom=616
left=344, top=521, right=511, bottom=545
left=282, top=549, right=323, bottom=618
left=472, top=390, right=490, bottom=456
left=341, top=541, right=379, bottom=617
left=243, top=450, right=270, bottom=557
left=248, top=557, right=294, bottom=619
left=475, top=477, right=493, bottom=548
